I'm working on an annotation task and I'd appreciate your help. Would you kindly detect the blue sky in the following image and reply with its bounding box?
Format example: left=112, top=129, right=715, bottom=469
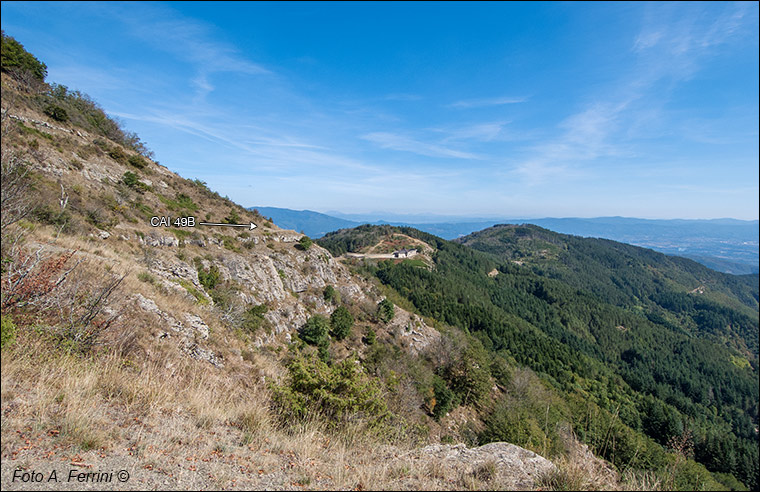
left=2, top=1, right=758, bottom=219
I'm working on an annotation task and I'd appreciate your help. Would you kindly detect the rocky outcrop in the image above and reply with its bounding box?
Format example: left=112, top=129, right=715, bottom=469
left=219, top=253, right=287, bottom=302
left=140, top=234, right=179, bottom=247
left=134, top=294, right=221, bottom=367
left=390, top=308, right=440, bottom=354
left=405, top=442, right=556, bottom=490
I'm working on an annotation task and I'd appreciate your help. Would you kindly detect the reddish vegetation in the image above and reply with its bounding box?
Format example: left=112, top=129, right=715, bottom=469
left=1, top=249, right=77, bottom=312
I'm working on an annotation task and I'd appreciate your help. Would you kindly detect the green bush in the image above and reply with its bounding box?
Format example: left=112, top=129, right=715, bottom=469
left=269, top=351, right=389, bottom=427
left=431, top=375, right=459, bottom=420
left=441, top=340, right=492, bottom=407
left=209, top=285, right=235, bottom=310
left=158, top=193, right=199, bottom=212
left=299, top=315, right=329, bottom=346
left=712, top=472, right=748, bottom=491
left=481, top=402, right=549, bottom=455
left=378, top=298, right=395, bottom=323
left=44, top=104, right=69, bottom=122
left=297, top=236, right=313, bottom=251
left=241, top=304, right=268, bottom=334
left=323, top=285, right=340, bottom=304
left=107, top=146, right=128, bottom=164
left=223, top=209, right=241, bottom=224
left=127, top=154, right=148, bottom=169
left=137, top=271, right=156, bottom=284
left=365, top=327, right=376, bottom=345
left=1, top=315, right=17, bottom=349
left=194, top=258, right=221, bottom=291
left=490, top=356, right=514, bottom=388
left=122, top=171, right=139, bottom=187
left=330, top=306, right=354, bottom=341
left=32, top=204, right=71, bottom=229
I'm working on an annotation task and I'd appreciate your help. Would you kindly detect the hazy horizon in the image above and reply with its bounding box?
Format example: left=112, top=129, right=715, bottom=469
left=2, top=2, right=758, bottom=220
left=252, top=205, right=759, bottom=224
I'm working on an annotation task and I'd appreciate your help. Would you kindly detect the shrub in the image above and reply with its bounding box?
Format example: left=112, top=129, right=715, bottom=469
left=107, top=146, right=128, bottom=164
left=44, top=104, right=68, bottom=122
left=177, top=279, right=208, bottom=305
left=442, top=340, right=492, bottom=407
left=209, top=284, right=235, bottom=310
left=365, top=327, right=376, bottom=345
left=221, top=236, right=238, bottom=252
left=32, top=205, right=71, bottom=229
left=323, top=285, right=340, bottom=304
left=127, top=154, right=148, bottom=169
left=241, top=304, right=268, bottom=334
left=330, top=306, right=354, bottom=341
left=194, top=258, right=221, bottom=291
left=158, top=193, right=198, bottom=212
left=298, top=315, right=329, bottom=346
left=122, top=171, right=139, bottom=187
left=1, top=315, right=16, bottom=349
left=297, top=236, right=313, bottom=251
left=137, top=271, right=156, bottom=284
left=431, top=375, right=459, bottom=420
left=481, top=402, right=547, bottom=454
left=269, top=351, right=389, bottom=427
left=223, top=209, right=241, bottom=224
left=490, top=355, right=513, bottom=388
left=378, top=298, right=395, bottom=323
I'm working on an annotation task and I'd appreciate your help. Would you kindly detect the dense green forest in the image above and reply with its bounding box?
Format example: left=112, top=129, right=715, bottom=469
left=319, top=224, right=759, bottom=490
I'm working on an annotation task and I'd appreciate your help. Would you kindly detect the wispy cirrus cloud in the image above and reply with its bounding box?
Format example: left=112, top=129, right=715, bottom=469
left=632, top=2, right=752, bottom=82
left=361, top=132, right=480, bottom=159
left=448, top=96, right=527, bottom=109
left=510, top=2, right=755, bottom=187
left=434, top=121, right=519, bottom=143
left=97, top=2, right=270, bottom=100
left=384, top=93, right=422, bottom=101
left=113, top=109, right=380, bottom=175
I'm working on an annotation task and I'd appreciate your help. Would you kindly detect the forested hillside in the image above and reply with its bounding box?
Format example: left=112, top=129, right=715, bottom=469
left=319, top=225, right=760, bottom=490
left=456, top=224, right=759, bottom=358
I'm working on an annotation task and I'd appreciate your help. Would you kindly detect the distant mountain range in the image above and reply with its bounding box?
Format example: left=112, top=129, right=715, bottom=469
left=249, top=206, right=759, bottom=275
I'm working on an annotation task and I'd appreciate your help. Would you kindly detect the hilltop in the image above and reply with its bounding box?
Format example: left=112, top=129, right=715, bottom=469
left=247, top=207, right=759, bottom=274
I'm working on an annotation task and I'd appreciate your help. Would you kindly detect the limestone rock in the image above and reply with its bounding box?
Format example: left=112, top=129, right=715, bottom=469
left=140, top=234, right=179, bottom=247
left=184, top=313, right=210, bottom=340
left=410, top=442, right=556, bottom=490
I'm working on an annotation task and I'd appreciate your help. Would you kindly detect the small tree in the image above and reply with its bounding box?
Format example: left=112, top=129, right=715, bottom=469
left=365, top=327, right=376, bottom=345
left=223, top=209, right=241, bottom=224
left=330, top=306, right=354, bottom=341
left=1, top=32, right=47, bottom=82
left=432, top=375, right=459, bottom=420
left=299, top=315, right=329, bottom=346
left=323, top=285, right=340, bottom=304
left=378, top=298, right=395, bottom=323
left=43, top=104, right=68, bottom=122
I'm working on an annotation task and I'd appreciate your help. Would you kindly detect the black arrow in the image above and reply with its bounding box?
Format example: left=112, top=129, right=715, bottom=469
left=199, top=221, right=257, bottom=230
